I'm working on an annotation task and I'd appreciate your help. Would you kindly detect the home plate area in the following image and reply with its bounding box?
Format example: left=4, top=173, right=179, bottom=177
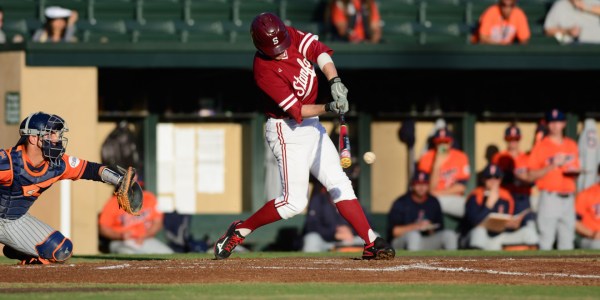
left=1, top=256, right=599, bottom=286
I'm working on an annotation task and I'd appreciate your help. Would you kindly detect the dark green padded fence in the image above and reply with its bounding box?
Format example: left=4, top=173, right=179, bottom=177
left=0, top=0, right=559, bottom=45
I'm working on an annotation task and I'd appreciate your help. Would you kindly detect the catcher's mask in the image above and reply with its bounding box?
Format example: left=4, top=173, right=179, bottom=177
left=17, top=112, right=69, bottom=167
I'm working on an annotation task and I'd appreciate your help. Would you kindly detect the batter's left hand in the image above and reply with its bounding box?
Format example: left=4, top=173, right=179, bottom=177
left=329, top=77, right=348, bottom=103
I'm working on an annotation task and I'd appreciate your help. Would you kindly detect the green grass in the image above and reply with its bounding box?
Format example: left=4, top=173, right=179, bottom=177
left=0, top=283, right=598, bottom=300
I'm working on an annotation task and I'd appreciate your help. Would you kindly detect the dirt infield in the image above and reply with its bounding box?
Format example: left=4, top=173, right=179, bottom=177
left=1, top=255, right=599, bottom=286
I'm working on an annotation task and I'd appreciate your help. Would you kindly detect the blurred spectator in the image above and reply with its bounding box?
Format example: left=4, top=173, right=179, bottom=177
left=330, top=0, right=382, bottom=43
left=473, top=0, right=530, bottom=45
left=492, top=124, right=535, bottom=227
left=387, top=171, right=458, bottom=251
left=460, top=164, right=538, bottom=250
left=476, top=144, right=499, bottom=187
left=417, top=127, right=471, bottom=218
left=0, top=7, right=5, bottom=44
left=33, top=6, right=78, bottom=43
left=301, top=180, right=364, bottom=252
left=99, top=186, right=174, bottom=254
left=575, top=163, right=600, bottom=249
left=545, top=0, right=600, bottom=44
left=0, top=6, right=24, bottom=44
left=577, top=118, right=600, bottom=191
left=527, top=109, right=580, bottom=250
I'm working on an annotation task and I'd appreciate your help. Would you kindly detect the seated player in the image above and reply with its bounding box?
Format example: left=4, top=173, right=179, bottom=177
left=460, top=164, right=539, bottom=250
left=388, top=171, right=458, bottom=251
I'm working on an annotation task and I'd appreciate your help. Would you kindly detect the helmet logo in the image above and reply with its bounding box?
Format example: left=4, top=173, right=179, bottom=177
left=273, top=37, right=279, bottom=45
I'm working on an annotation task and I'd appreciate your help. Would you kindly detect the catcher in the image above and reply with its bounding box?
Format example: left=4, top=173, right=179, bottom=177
left=0, top=112, right=142, bottom=265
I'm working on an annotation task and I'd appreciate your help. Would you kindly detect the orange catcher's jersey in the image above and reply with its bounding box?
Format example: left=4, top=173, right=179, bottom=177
left=0, top=145, right=88, bottom=219
left=418, top=148, right=470, bottom=193
left=575, top=184, right=600, bottom=232
left=253, top=26, right=333, bottom=123
left=527, top=137, right=580, bottom=193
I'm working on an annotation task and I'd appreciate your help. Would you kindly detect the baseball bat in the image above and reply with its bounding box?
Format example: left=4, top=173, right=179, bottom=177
left=339, top=114, right=352, bottom=169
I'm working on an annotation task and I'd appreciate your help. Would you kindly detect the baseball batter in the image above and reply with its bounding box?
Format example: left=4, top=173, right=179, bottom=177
left=213, top=12, right=394, bottom=260
left=1, top=112, right=137, bottom=264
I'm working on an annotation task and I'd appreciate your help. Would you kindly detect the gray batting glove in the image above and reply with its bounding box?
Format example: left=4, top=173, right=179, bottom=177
left=329, top=77, right=348, bottom=103
left=325, top=98, right=349, bottom=114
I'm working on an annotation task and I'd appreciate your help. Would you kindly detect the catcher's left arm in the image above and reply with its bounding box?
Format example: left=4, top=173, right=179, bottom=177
left=100, top=166, right=143, bottom=215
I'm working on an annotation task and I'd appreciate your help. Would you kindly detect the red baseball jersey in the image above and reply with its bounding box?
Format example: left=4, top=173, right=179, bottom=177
left=253, top=26, right=333, bottom=123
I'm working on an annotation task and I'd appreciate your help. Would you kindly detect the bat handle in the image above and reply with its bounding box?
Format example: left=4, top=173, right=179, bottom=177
left=339, top=113, right=345, bottom=123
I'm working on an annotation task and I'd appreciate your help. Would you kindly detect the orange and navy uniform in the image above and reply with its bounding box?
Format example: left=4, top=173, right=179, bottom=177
left=418, top=148, right=470, bottom=193
left=99, top=191, right=162, bottom=240
left=0, top=145, right=88, bottom=220
left=331, top=0, right=381, bottom=43
left=463, top=187, right=515, bottom=235
left=575, top=184, right=600, bottom=233
left=527, top=136, right=580, bottom=193
left=474, top=4, right=530, bottom=44
left=493, top=150, right=531, bottom=195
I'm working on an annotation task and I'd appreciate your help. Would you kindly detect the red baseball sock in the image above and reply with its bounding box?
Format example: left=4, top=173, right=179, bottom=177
left=236, top=199, right=282, bottom=235
left=335, top=199, right=373, bottom=244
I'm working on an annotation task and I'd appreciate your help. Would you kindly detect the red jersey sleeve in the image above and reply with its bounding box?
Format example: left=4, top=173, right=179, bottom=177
left=454, top=150, right=471, bottom=181
left=59, top=154, right=88, bottom=180
left=255, top=66, right=303, bottom=123
left=288, top=27, right=333, bottom=63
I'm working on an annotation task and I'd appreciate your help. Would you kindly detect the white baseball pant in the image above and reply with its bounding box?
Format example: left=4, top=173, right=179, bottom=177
left=265, top=117, right=356, bottom=219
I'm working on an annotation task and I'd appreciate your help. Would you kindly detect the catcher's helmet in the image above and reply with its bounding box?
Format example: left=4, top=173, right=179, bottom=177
left=250, top=12, right=291, bottom=57
left=17, top=112, right=69, bottom=166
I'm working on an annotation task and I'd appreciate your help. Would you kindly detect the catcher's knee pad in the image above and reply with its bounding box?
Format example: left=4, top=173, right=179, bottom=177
left=36, top=231, right=73, bottom=262
left=275, top=195, right=308, bottom=219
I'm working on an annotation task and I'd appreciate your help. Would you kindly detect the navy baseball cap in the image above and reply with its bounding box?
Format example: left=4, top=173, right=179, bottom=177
left=411, top=171, right=430, bottom=184
left=432, top=127, right=453, bottom=144
left=482, top=164, right=503, bottom=179
left=546, top=109, right=566, bottom=122
left=504, top=124, right=521, bottom=141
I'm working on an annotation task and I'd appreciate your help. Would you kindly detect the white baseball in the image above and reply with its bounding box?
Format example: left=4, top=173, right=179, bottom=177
left=363, top=151, right=376, bottom=164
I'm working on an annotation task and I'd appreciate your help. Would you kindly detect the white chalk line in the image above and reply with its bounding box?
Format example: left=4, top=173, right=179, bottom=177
left=90, top=261, right=600, bottom=280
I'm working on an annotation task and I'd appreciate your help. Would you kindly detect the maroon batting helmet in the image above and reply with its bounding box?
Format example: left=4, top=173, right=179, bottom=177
left=250, top=12, right=291, bottom=57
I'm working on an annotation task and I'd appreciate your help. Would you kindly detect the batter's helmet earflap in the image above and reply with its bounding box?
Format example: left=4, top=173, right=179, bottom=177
left=17, top=111, right=69, bottom=166
left=250, top=12, right=291, bottom=57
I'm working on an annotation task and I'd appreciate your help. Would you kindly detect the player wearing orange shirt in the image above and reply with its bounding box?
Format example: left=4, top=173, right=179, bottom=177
left=99, top=188, right=173, bottom=254
left=575, top=163, right=600, bottom=249
left=331, top=0, right=382, bottom=43
left=418, top=127, right=471, bottom=218
left=474, top=0, right=530, bottom=45
left=493, top=124, right=535, bottom=226
left=528, top=109, right=580, bottom=250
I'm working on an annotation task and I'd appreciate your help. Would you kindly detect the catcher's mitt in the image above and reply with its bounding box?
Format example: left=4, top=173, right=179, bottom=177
left=114, top=166, right=143, bottom=215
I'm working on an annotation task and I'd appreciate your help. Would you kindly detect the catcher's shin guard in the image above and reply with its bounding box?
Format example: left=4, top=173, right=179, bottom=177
left=36, top=231, right=73, bottom=263
left=214, top=220, right=245, bottom=260
left=362, top=237, right=395, bottom=260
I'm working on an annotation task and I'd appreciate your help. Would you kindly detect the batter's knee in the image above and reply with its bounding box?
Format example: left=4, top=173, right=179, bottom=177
left=275, top=196, right=308, bottom=219
left=36, top=231, right=73, bottom=263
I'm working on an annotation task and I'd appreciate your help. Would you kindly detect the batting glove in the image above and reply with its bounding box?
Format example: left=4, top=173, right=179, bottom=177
left=325, top=99, right=349, bottom=114
left=329, top=77, right=348, bottom=103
